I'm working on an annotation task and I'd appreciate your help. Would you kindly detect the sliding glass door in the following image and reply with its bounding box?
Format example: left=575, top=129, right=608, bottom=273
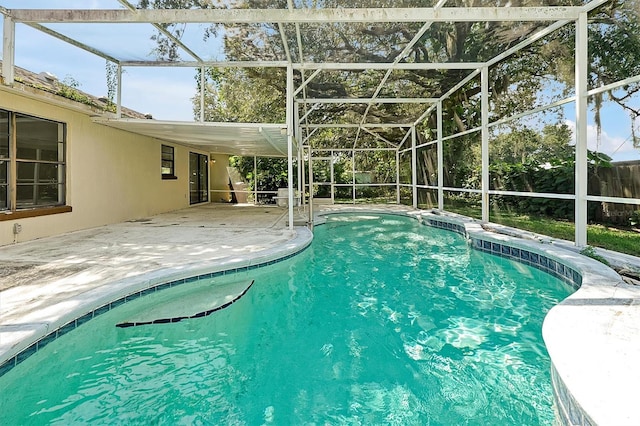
left=189, top=152, right=208, bottom=204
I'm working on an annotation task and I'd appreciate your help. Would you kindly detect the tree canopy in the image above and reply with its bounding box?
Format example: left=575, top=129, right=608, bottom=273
left=137, top=0, right=639, bottom=147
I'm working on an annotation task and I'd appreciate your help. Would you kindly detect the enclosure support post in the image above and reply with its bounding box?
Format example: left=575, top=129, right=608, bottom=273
left=200, top=66, right=205, bottom=123
left=330, top=150, right=335, bottom=204
left=2, top=16, right=15, bottom=86
left=308, top=146, right=314, bottom=224
left=411, top=126, right=418, bottom=208
left=481, top=66, right=490, bottom=222
left=437, top=101, right=444, bottom=210
left=301, top=145, right=306, bottom=207
left=396, top=150, right=401, bottom=204
left=253, top=155, right=257, bottom=205
left=352, top=149, right=356, bottom=203
left=574, top=12, right=588, bottom=247
left=116, top=64, right=122, bottom=118
left=295, top=106, right=303, bottom=203
left=286, top=65, right=294, bottom=230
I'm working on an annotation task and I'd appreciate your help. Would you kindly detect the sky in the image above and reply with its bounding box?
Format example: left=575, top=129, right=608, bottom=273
left=1, top=1, right=638, bottom=162
left=0, top=0, right=217, bottom=121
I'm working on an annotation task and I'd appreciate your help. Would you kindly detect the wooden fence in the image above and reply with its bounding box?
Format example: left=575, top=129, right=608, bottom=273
left=589, top=160, right=640, bottom=224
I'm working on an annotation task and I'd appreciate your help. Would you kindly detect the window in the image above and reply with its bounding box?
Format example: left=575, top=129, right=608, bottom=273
left=1, top=110, right=67, bottom=213
left=161, top=144, right=176, bottom=179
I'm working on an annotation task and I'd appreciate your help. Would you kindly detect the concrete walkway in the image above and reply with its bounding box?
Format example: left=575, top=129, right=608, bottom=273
left=0, top=203, right=310, bottom=365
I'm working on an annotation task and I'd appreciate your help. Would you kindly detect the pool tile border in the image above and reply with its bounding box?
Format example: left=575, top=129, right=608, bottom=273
left=0, top=243, right=309, bottom=378
left=425, top=216, right=582, bottom=290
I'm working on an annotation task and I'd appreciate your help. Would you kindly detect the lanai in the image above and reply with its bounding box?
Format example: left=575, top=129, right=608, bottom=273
left=1, top=0, right=638, bottom=245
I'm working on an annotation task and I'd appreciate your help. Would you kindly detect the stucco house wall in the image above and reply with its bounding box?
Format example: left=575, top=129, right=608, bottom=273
left=0, top=85, right=208, bottom=246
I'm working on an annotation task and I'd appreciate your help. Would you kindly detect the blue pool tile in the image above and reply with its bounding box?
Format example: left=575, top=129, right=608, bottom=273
left=564, top=267, right=573, bottom=280
left=572, top=270, right=581, bottom=285
left=125, top=292, right=141, bottom=302
left=483, top=240, right=491, bottom=250
left=185, top=276, right=198, bottom=283
left=520, top=250, right=531, bottom=262
left=539, top=256, right=549, bottom=269
left=156, top=282, right=172, bottom=291
left=57, top=321, right=76, bottom=338
left=37, top=332, right=58, bottom=350
left=93, top=304, right=111, bottom=316
left=110, top=298, right=126, bottom=309
left=76, top=312, right=93, bottom=327
left=0, top=358, right=16, bottom=377
left=140, top=287, right=156, bottom=296
left=16, top=343, right=38, bottom=364
left=530, top=252, right=540, bottom=265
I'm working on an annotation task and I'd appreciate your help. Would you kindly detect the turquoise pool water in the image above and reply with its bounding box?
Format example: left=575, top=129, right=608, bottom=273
left=0, top=214, right=573, bottom=425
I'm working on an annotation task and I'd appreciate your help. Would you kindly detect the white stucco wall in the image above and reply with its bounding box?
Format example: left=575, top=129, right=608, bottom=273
left=209, top=153, right=231, bottom=203
left=0, top=89, right=208, bottom=246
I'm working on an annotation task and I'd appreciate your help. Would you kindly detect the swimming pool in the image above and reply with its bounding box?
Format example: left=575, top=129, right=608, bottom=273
left=0, top=213, right=573, bottom=424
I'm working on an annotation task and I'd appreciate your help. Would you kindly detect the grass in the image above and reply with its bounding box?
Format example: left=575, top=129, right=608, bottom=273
left=443, top=205, right=640, bottom=258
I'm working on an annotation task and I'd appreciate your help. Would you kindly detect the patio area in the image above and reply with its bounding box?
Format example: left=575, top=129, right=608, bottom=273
left=0, top=203, right=312, bottom=364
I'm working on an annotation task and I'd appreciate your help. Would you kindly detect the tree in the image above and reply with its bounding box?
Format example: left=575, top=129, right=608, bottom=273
left=138, top=0, right=640, bottom=199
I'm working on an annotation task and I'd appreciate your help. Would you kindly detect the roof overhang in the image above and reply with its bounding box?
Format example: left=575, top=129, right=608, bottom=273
left=92, top=118, right=289, bottom=157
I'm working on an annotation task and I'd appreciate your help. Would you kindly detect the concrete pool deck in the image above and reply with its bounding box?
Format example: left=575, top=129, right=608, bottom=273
left=1, top=203, right=640, bottom=425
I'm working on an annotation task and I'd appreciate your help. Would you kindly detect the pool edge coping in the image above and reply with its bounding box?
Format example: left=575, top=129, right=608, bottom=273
left=0, top=226, right=313, bottom=377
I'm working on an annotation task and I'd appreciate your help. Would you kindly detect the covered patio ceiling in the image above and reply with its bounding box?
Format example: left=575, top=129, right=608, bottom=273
left=93, top=118, right=289, bottom=157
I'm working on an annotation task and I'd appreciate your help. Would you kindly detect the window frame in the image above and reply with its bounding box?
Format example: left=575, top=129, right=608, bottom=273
left=0, top=109, right=70, bottom=221
left=161, top=144, right=177, bottom=180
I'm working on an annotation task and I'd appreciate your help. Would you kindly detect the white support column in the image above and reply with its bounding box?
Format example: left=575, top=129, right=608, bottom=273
left=286, top=65, right=294, bottom=230
left=575, top=12, right=588, bottom=247
left=481, top=66, right=490, bottom=222
left=411, top=126, right=418, bottom=208
left=295, top=106, right=303, bottom=199
left=116, top=64, right=123, bottom=118
left=396, top=150, right=401, bottom=204
left=2, top=15, right=15, bottom=85
left=308, top=146, right=314, bottom=223
left=253, top=155, right=258, bottom=205
left=200, top=66, right=205, bottom=123
left=437, top=101, right=444, bottom=210
left=330, top=150, right=335, bottom=204
left=352, top=149, right=356, bottom=203
left=301, top=145, right=306, bottom=207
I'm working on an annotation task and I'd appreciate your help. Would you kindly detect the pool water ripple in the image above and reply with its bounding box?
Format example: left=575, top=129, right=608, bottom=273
left=1, top=213, right=573, bottom=425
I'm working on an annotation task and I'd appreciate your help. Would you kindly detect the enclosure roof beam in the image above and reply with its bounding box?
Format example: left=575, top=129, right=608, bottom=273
left=297, top=98, right=438, bottom=104
left=361, top=128, right=397, bottom=148
left=486, top=19, right=571, bottom=68
left=117, top=0, right=203, bottom=63
left=121, top=60, right=289, bottom=68
left=4, top=7, right=586, bottom=24
left=300, top=123, right=411, bottom=129
left=24, top=22, right=120, bottom=64
left=119, top=61, right=484, bottom=70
